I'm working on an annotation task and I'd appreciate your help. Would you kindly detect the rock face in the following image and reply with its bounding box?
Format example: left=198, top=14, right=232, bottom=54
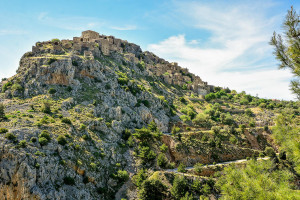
left=0, top=30, right=195, bottom=199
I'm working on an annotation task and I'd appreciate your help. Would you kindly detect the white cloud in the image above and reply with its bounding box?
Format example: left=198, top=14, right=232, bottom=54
left=147, top=1, right=295, bottom=100
left=110, top=25, right=137, bottom=31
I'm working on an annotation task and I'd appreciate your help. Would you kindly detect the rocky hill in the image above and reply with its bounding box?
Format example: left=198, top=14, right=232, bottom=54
left=0, top=30, right=298, bottom=200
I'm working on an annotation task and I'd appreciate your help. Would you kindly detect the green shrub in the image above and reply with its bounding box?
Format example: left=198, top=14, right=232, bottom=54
left=51, top=38, right=60, bottom=43
left=179, top=97, right=186, bottom=103
left=57, top=135, right=67, bottom=145
left=48, top=88, right=56, bottom=94
left=264, top=147, right=276, bottom=158
left=116, top=170, right=129, bottom=182
left=118, top=77, right=129, bottom=85
left=11, top=83, right=23, bottom=92
left=82, top=134, right=90, bottom=140
left=63, top=176, right=75, bottom=185
left=180, top=115, right=190, bottom=122
left=160, top=144, right=168, bottom=153
left=157, top=153, right=168, bottom=168
left=205, top=93, right=216, bottom=101
left=30, top=137, right=37, bottom=143
left=279, top=151, right=287, bottom=160
left=177, top=163, right=187, bottom=173
left=0, top=103, right=5, bottom=118
left=245, top=108, right=253, bottom=116
left=61, top=117, right=71, bottom=124
left=171, top=175, right=188, bottom=199
left=133, top=127, right=152, bottom=141
left=181, top=192, right=193, bottom=200
left=139, top=179, right=166, bottom=200
left=18, top=140, right=27, bottom=148
left=38, top=137, right=49, bottom=146
left=47, top=57, right=57, bottom=65
left=5, top=132, right=16, bottom=140
left=0, top=128, right=8, bottom=133
left=79, top=124, right=86, bottom=130
left=122, top=128, right=131, bottom=140
left=194, top=163, right=203, bottom=174
left=39, top=130, right=51, bottom=140
left=249, top=120, right=256, bottom=127
left=138, top=146, right=156, bottom=164
left=41, top=101, right=51, bottom=114
left=2, top=81, right=12, bottom=92
left=133, top=168, right=148, bottom=188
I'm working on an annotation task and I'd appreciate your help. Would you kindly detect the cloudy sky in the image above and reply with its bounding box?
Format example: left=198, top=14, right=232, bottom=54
left=0, top=0, right=299, bottom=100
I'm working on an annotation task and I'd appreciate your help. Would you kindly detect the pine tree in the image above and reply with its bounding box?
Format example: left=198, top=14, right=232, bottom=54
left=270, top=6, right=300, bottom=99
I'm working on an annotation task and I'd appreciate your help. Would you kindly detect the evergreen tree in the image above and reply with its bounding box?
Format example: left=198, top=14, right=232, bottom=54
left=270, top=7, right=300, bottom=99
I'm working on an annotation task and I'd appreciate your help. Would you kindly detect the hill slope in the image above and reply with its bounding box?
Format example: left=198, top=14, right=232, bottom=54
left=0, top=30, right=298, bottom=200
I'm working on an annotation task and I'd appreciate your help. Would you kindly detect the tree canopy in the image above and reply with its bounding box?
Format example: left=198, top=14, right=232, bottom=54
left=270, top=6, right=300, bottom=99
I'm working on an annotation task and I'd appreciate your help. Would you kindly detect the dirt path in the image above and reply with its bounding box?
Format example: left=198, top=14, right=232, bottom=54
left=166, top=157, right=270, bottom=173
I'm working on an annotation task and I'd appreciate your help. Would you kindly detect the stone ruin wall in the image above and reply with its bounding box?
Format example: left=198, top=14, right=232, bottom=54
left=31, top=30, right=212, bottom=95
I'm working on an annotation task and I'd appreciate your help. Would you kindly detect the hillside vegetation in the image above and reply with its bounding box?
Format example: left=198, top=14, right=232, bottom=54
left=0, top=17, right=300, bottom=199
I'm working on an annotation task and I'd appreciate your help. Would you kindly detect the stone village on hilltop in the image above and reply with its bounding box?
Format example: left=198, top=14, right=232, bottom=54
left=32, top=30, right=213, bottom=95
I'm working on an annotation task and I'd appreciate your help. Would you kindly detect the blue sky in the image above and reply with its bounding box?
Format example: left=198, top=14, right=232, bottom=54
left=0, top=0, right=299, bottom=100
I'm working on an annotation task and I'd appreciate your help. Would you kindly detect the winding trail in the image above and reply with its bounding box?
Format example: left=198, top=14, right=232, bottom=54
left=166, top=157, right=270, bottom=173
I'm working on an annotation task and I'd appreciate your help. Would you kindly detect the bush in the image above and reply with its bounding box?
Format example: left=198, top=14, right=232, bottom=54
left=133, top=127, right=152, bottom=142
left=139, top=179, right=166, bottom=200
left=11, top=83, right=23, bottom=92
left=265, top=147, right=276, bottom=158
left=30, top=137, right=37, bottom=143
left=181, top=192, right=193, bottom=200
left=138, top=146, right=156, bottom=164
left=61, top=118, right=72, bottom=124
left=18, top=140, right=27, bottom=148
left=122, top=128, right=131, bottom=140
left=177, top=163, right=187, bottom=173
left=157, top=153, right=168, bottom=168
left=5, top=132, right=16, bottom=140
left=38, top=137, right=49, bottom=146
left=279, top=151, right=287, bottom=160
left=133, top=168, right=148, bottom=188
left=245, top=108, right=253, bottom=116
left=48, top=88, right=56, bottom=94
left=41, top=101, right=51, bottom=114
left=171, top=125, right=180, bottom=134
left=118, top=77, right=129, bottom=85
left=0, top=103, right=5, bottom=118
left=205, top=93, right=216, bottom=101
left=171, top=175, right=188, bottom=199
left=116, top=170, right=129, bottom=182
left=79, top=124, right=86, bottom=130
left=47, top=57, right=57, bottom=65
left=160, top=144, right=168, bottom=153
left=0, top=128, right=8, bottom=133
left=39, top=130, right=51, bottom=140
left=63, top=176, right=75, bottom=185
left=57, top=135, right=67, bottom=145
left=179, top=97, right=186, bottom=103
left=194, top=163, right=203, bottom=174
left=51, top=38, right=60, bottom=43
left=2, top=81, right=12, bottom=92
